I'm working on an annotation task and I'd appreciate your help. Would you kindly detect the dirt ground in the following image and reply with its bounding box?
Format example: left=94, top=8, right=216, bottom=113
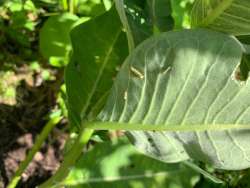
left=0, top=67, right=66, bottom=188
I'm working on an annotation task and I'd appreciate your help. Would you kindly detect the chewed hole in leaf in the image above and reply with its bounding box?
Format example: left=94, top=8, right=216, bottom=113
left=239, top=54, right=250, bottom=81
left=233, top=66, right=246, bottom=84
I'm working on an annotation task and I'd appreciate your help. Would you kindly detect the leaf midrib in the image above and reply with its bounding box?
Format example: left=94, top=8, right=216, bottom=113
left=85, top=121, right=250, bottom=132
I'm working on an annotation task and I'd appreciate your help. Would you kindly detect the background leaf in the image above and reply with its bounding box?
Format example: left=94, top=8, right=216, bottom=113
left=191, top=0, right=250, bottom=35
left=145, top=0, right=174, bottom=32
left=39, top=13, right=79, bottom=58
left=65, top=7, right=128, bottom=127
left=115, top=0, right=174, bottom=50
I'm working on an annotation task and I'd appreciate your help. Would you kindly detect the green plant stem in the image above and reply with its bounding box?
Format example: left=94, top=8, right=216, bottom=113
left=38, top=128, right=94, bottom=188
left=62, top=0, right=68, bottom=11
left=85, top=121, right=250, bottom=132
left=7, top=116, right=62, bottom=188
left=69, top=0, right=78, bottom=14
left=115, top=0, right=135, bottom=52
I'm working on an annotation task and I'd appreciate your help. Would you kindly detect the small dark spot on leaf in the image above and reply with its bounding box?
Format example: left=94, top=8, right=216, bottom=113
left=129, top=164, right=135, bottom=168
left=73, top=60, right=78, bottom=66
left=150, top=143, right=155, bottom=147
left=147, top=138, right=153, bottom=142
left=73, top=61, right=81, bottom=73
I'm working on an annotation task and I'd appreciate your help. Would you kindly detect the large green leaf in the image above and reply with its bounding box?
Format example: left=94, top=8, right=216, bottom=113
left=191, top=0, right=250, bottom=35
left=65, top=7, right=128, bottom=127
left=93, top=29, right=250, bottom=170
left=63, top=137, right=199, bottom=188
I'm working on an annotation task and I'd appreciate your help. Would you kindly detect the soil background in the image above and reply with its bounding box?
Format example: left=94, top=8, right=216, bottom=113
left=0, top=68, right=66, bottom=188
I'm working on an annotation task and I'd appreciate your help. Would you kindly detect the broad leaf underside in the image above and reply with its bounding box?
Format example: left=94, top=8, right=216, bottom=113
left=98, top=29, right=250, bottom=170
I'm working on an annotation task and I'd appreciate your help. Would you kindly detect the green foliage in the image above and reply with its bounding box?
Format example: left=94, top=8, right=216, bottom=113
left=60, top=0, right=250, bottom=187
left=0, top=0, right=38, bottom=64
left=171, top=0, right=194, bottom=28
left=145, top=0, right=174, bottom=32
left=5, top=0, right=250, bottom=188
left=63, top=137, right=199, bottom=188
left=39, top=13, right=79, bottom=58
left=77, top=0, right=107, bottom=16
left=115, top=0, right=174, bottom=51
